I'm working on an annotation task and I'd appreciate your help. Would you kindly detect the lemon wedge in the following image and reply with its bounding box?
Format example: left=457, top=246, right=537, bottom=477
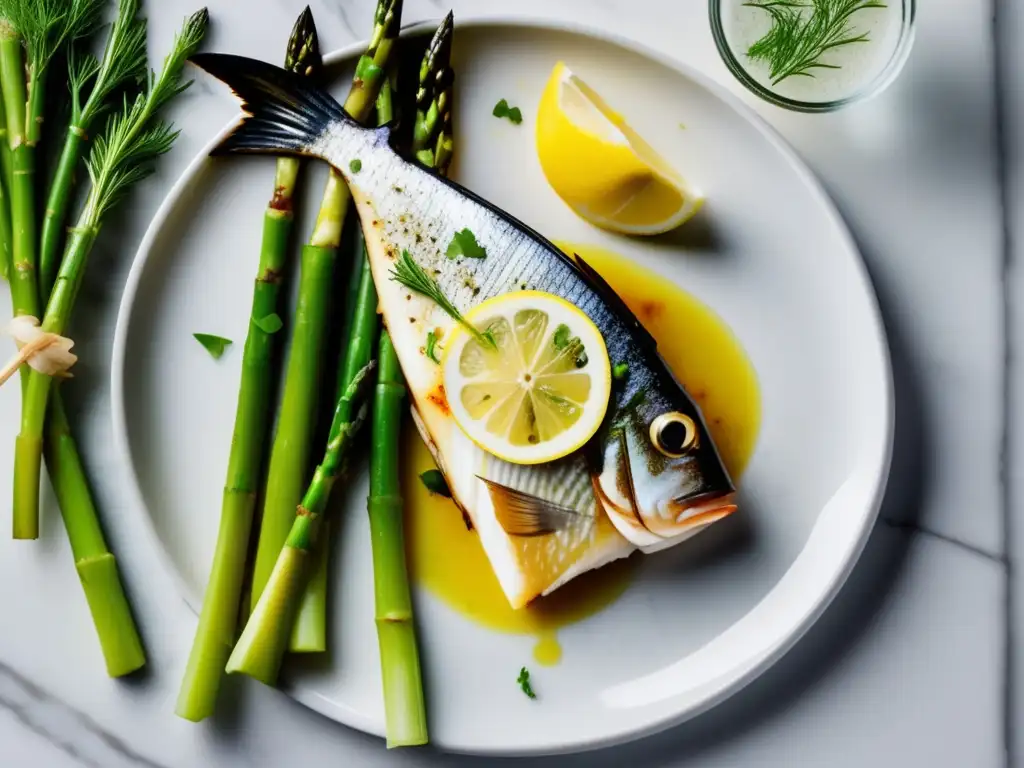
left=443, top=291, right=611, bottom=465
left=535, top=61, right=703, bottom=235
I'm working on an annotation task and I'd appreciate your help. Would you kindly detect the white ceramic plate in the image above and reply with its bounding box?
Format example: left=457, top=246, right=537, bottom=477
left=110, top=18, right=892, bottom=756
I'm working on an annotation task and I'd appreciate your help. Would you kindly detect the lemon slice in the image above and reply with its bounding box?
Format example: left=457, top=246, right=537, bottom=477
left=535, top=61, right=703, bottom=235
left=443, top=291, right=612, bottom=465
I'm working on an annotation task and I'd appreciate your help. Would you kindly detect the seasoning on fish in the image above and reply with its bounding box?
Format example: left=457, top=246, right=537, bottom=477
left=191, top=53, right=739, bottom=608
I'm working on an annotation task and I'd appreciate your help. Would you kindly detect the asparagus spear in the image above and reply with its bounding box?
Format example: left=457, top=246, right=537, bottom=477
left=249, top=0, right=404, bottom=618
left=40, top=0, right=148, bottom=292
left=368, top=18, right=456, bottom=744
left=175, top=7, right=320, bottom=723
left=225, top=361, right=375, bottom=683
left=13, top=8, right=208, bottom=543
left=289, top=226, right=379, bottom=652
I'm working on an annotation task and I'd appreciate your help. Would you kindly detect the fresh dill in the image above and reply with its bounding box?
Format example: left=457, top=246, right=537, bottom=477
left=73, top=0, right=148, bottom=126
left=390, top=249, right=495, bottom=349
left=79, top=8, right=207, bottom=228
left=745, top=0, right=886, bottom=86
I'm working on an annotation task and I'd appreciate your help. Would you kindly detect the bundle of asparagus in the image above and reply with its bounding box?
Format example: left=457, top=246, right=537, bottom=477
left=178, top=8, right=460, bottom=749
left=0, top=0, right=207, bottom=677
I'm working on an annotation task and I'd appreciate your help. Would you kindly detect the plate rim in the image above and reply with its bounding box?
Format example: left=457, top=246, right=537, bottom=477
left=110, top=14, right=895, bottom=756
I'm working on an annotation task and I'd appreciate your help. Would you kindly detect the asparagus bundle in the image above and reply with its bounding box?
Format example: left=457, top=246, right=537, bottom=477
left=11, top=6, right=208, bottom=542
left=250, top=0, right=405, bottom=645
left=175, top=7, right=321, bottom=722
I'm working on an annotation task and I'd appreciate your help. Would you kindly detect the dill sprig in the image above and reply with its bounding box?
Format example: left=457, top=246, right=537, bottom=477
left=0, top=0, right=106, bottom=139
left=745, top=0, right=886, bottom=86
left=79, top=8, right=207, bottom=227
left=0, top=0, right=104, bottom=74
left=75, top=0, right=148, bottom=126
left=390, top=249, right=495, bottom=348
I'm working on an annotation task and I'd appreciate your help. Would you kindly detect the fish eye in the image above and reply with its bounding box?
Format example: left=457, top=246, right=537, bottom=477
left=650, top=412, right=699, bottom=457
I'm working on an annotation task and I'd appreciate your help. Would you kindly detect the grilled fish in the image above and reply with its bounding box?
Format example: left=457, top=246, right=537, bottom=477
left=192, top=54, right=738, bottom=608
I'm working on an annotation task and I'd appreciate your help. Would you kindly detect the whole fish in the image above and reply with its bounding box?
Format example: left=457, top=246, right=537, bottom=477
left=192, top=53, right=737, bottom=608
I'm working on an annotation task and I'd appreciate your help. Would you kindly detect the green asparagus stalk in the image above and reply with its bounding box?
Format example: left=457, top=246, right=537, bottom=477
left=0, top=21, right=37, bottom=326
left=249, top=0, right=404, bottom=620
left=45, top=395, right=145, bottom=676
left=40, top=0, right=147, bottom=292
left=12, top=7, right=208, bottom=543
left=368, top=19, right=456, bottom=741
left=226, top=361, right=375, bottom=683
left=175, top=7, right=319, bottom=723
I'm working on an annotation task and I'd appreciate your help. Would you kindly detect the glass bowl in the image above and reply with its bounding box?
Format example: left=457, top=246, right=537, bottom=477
left=709, top=0, right=916, bottom=113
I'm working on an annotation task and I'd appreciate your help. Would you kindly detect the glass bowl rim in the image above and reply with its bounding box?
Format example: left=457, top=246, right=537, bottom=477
left=708, top=0, right=917, bottom=113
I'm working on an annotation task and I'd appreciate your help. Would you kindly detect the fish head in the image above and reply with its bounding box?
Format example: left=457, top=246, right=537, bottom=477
left=592, top=370, right=737, bottom=548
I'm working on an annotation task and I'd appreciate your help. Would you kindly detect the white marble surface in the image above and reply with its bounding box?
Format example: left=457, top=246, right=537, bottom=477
left=0, top=0, right=1015, bottom=765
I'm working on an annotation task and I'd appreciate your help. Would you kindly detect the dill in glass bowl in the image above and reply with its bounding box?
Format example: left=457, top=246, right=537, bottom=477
left=710, top=0, right=916, bottom=112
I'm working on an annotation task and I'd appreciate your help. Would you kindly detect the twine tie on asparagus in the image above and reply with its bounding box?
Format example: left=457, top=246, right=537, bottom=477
left=0, top=316, right=76, bottom=387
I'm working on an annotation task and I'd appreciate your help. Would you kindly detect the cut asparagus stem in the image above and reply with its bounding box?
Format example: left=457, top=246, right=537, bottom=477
left=45, top=395, right=145, bottom=676
left=226, top=362, right=375, bottom=682
left=176, top=6, right=319, bottom=722
left=250, top=0, right=405, bottom=636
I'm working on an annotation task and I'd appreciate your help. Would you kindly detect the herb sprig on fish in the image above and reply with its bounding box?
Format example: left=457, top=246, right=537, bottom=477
left=390, top=248, right=496, bottom=348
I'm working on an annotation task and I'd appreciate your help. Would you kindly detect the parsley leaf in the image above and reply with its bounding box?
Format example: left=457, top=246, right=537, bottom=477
left=552, top=324, right=570, bottom=350
left=446, top=228, right=487, bottom=260
left=613, top=363, right=629, bottom=379
left=426, top=330, right=441, bottom=364
left=193, top=333, right=232, bottom=360
left=419, top=469, right=451, bottom=498
left=349, top=158, right=362, bottom=173
left=492, top=98, right=523, bottom=125
left=517, top=667, right=537, bottom=699
left=254, top=313, right=283, bottom=334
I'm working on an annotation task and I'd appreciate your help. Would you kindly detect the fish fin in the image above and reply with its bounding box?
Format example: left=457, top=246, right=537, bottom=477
left=480, top=477, right=586, bottom=537
left=189, top=53, right=358, bottom=159
left=573, top=254, right=657, bottom=352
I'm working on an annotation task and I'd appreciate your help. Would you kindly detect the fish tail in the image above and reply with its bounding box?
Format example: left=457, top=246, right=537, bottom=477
left=189, top=53, right=345, bottom=158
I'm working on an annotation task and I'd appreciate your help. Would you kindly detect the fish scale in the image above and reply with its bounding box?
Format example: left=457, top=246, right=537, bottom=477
left=192, top=52, right=739, bottom=607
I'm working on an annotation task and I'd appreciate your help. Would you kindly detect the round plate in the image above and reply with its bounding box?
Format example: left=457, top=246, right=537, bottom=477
left=111, top=18, right=892, bottom=756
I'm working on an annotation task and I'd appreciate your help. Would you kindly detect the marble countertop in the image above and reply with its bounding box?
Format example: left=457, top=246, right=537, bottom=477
left=1, top=0, right=1019, bottom=765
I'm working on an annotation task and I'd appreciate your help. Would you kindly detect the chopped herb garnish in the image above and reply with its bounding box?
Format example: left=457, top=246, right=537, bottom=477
left=517, top=667, right=537, bottom=699
left=419, top=469, right=451, bottom=497
left=349, top=158, right=362, bottom=173
left=426, top=330, right=441, bottom=363
left=612, top=362, right=629, bottom=380
left=446, top=228, right=487, bottom=259
left=193, top=333, right=232, bottom=360
left=390, top=250, right=496, bottom=349
left=254, top=313, right=283, bottom=334
left=552, top=324, right=570, bottom=350
left=492, top=98, right=523, bottom=124
left=552, top=324, right=587, bottom=367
